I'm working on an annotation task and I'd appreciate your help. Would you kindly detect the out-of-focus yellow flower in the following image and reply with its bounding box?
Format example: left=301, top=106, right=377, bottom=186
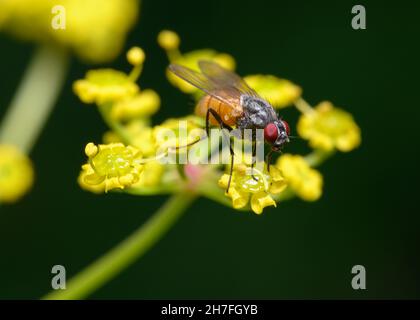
left=157, top=30, right=180, bottom=51
left=218, top=164, right=287, bottom=214
left=126, top=47, right=145, bottom=66
left=244, top=74, right=302, bottom=108
left=110, top=89, right=160, bottom=121
left=297, top=101, right=361, bottom=152
left=132, top=161, right=165, bottom=188
left=73, top=69, right=139, bottom=105
left=0, top=4, right=11, bottom=27
left=157, top=30, right=235, bottom=94
left=73, top=46, right=155, bottom=113
left=276, top=154, right=323, bottom=201
left=0, top=0, right=140, bottom=63
left=79, top=142, right=143, bottom=192
left=0, top=144, right=34, bottom=203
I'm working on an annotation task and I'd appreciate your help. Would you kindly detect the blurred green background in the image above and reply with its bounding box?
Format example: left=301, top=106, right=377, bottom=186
left=0, top=0, right=419, bottom=299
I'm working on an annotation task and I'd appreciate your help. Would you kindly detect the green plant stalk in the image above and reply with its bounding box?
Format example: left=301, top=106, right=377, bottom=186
left=294, top=97, right=315, bottom=115
left=125, top=184, right=180, bottom=195
left=43, top=192, right=196, bottom=300
left=98, top=103, right=133, bottom=145
left=304, top=149, right=334, bottom=167
left=197, top=177, right=236, bottom=208
left=0, top=45, right=69, bottom=153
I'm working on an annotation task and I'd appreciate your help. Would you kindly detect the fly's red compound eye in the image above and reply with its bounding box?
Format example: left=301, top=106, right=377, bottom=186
left=264, top=123, right=278, bottom=143
left=282, top=120, right=290, bottom=136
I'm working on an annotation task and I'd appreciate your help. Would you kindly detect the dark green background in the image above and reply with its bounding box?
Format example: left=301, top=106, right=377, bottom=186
left=0, top=0, right=419, bottom=299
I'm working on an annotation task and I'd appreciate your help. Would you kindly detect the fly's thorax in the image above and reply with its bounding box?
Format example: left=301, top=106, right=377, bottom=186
left=239, top=95, right=278, bottom=129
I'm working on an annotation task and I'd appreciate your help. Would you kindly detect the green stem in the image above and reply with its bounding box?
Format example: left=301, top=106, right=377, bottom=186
left=198, top=182, right=237, bottom=208
left=304, top=149, right=334, bottom=167
left=43, top=192, right=196, bottom=300
left=125, top=184, right=179, bottom=195
left=0, top=45, right=69, bottom=153
left=98, top=103, right=133, bottom=145
left=294, top=97, right=315, bottom=115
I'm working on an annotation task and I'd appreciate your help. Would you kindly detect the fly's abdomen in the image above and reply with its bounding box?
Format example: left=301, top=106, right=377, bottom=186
left=195, top=91, right=243, bottom=126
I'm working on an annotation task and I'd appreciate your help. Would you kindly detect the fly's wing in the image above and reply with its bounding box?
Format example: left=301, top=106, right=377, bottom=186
left=198, top=61, right=278, bottom=124
left=169, top=62, right=260, bottom=107
left=169, top=64, right=239, bottom=107
left=198, top=60, right=259, bottom=97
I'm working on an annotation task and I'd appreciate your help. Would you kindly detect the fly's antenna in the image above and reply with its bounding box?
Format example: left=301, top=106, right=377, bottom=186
left=288, top=135, right=303, bottom=140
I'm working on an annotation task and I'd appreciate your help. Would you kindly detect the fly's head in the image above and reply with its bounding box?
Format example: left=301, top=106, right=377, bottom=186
left=263, top=120, right=290, bottom=151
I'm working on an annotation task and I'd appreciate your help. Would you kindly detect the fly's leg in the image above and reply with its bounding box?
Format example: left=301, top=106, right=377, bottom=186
left=266, top=149, right=273, bottom=173
left=227, top=143, right=234, bottom=193
left=205, top=107, right=212, bottom=138
left=251, top=140, right=258, bottom=181
left=206, top=108, right=235, bottom=193
left=171, top=138, right=202, bottom=151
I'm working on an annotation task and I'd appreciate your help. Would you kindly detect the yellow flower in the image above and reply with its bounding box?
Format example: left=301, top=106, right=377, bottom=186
left=132, top=161, right=165, bottom=188
left=126, top=47, right=145, bottom=66
left=218, top=164, right=287, bottom=214
left=74, top=46, right=152, bottom=108
left=110, top=89, right=160, bottom=121
left=276, top=154, right=323, bottom=201
left=73, top=69, right=139, bottom=105
left=0, top=144, right=34, bottom=203
left=157, top=30, right=235, bottom=93
left=78, top=164, right=106, bottom=194
left=244, top=74, right=302, bottom=108
left=79, top=142, right=143, bottom=192
left=0, top=0, right=140, bottom=63
left=297, top=101, right=361, bottom=152
left=157, top=30, right=180, bottom=51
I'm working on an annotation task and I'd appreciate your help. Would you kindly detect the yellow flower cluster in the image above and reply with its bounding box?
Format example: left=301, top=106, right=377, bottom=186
left=0, top=144, right=34, bottom=203
left=73, top=32, right=362, bottom=216
left=276, top=154, right=323, bottom=201
left=101, top=116, right=203, bottom=190
left=102, top=124, right=166, bottom=190
left=73, top=69, right=139, bottom=105
left=79, top=142, right=144, bottom=193
left=297, top=101, right=361, bottom=152
left=111, top=90, right=161, bottom=121
left=101, top=130, right=165, bottom=190
left=0, top=0, right=140, bottom=63
left=73, top=47, right=160, bottom=121
left=218, top=164, right=287, bottom=214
